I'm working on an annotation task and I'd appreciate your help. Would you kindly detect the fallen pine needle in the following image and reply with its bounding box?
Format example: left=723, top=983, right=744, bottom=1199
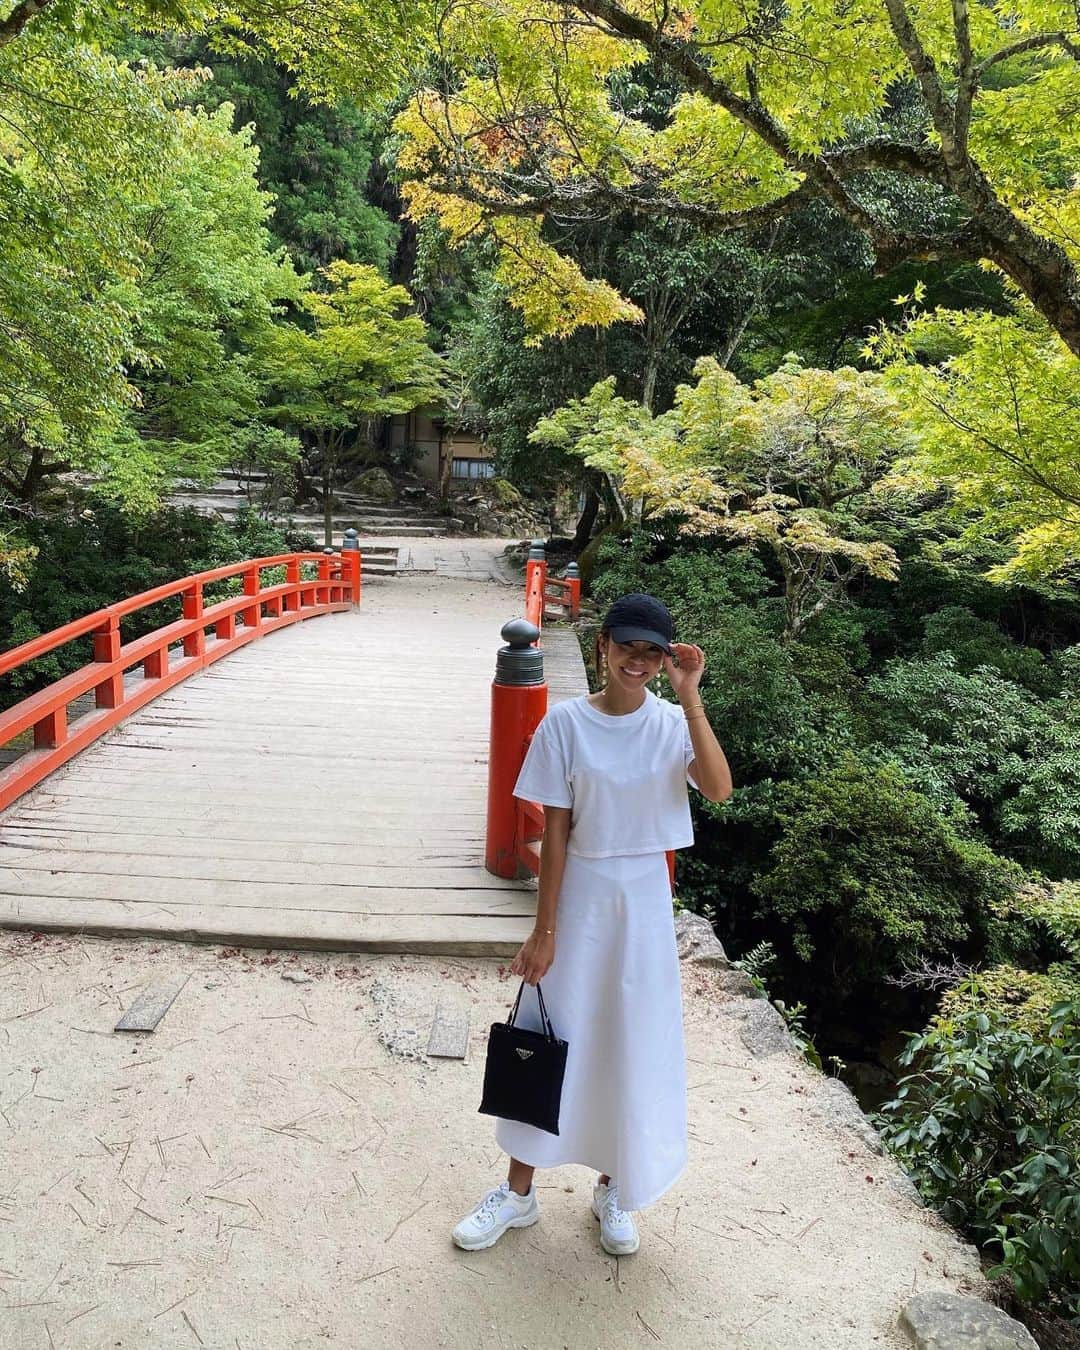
left=181, top=1309, right=204, bottom=1344
left=64, top=1304, right=100, bottom=1326
left=685, top=1221, right=738, bottom=1243
left=636, top=1310, right=661, bottom=1342
left=383, top=1200, right=430, bottom=1244
left=357, top=1265, right=398, bottom=1285
left=154, top=1292, right=192, bottom=1319
left=0, top=1002, right=52, bottom=1023
left=120, top=1177, right=147, bottom=1204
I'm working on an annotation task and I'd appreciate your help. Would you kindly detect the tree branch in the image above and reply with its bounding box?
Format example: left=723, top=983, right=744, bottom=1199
left=420, top=167, right=819, bottom=233
left=881, top=0, right=958, bottom=160
left=564, top=0, right=891, bottom=245
left=416, top=0, right=1080, bottom=355
left=824, top=138, right=949, bottom=184
left=951, top=0, right=976, bottom=158
left=974, top=30, right=1080, bottom=78
left=0, top=0, right=53, bottom=46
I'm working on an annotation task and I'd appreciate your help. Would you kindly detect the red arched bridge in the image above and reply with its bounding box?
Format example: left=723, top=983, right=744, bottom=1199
left=0, top=539, right=675, bottom=954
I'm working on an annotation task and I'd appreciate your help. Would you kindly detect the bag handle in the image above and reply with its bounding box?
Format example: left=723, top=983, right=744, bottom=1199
left=507, top=979, right=556, bottom=1041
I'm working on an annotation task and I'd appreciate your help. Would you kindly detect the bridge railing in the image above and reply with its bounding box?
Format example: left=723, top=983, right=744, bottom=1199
left=0, top=534, right=362, bottom=813
left=523, top=538, right=580, bottom=630
left=486, top=542, right=677, bottom=893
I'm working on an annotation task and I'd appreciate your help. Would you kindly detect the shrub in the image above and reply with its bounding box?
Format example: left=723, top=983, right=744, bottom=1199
left=873, top=995, right=1080, bottom=1320
left=749, top=754, right=1028, bottom=1010
left=937, top=880, right=1080, bottom=1036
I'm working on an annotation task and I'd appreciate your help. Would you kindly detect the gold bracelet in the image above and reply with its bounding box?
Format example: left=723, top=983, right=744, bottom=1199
left=682, top=705, right=705, bottom=717
left=685, top=711, right=709, bottom=722
left=681, top=700, right=704, bottom=712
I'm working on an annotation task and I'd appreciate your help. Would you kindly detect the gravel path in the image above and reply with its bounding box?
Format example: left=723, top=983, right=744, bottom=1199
left=0, top=928, right=990, bottom=1349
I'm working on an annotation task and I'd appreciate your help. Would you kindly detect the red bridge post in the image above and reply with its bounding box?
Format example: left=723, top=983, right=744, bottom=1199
left=340, top=528, right=362, bottom=606
left=183, top=580, right=205, bottom=658
left=564, top=561, right=581, bottom=619
left=485, top=618, right=546, bottom=879
left=92, top=615, right=123, bottom=709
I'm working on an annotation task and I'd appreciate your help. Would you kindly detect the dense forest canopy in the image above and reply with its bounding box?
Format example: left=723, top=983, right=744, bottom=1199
left=1, top=0, right=1079, bottom=1326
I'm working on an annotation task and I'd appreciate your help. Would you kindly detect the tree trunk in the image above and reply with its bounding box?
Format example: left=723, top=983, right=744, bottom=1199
left=572, top=477, right=602, bottom=552
left=599, top=470, right=630, bottom=525
left=322, top=434, right=335, bottom=548
left=641, top=352, right=659, bottom=415
left=439, top=430, right=454, bottom=500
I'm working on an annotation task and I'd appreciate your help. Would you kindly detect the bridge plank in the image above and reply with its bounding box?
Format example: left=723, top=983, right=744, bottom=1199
left=0, top=870, right=537, bottom=915
left=0, top=828, right=486, bottom=865
left=0, top=845, right=528, bottom=891
left=0, top=895, right=535, bottom=954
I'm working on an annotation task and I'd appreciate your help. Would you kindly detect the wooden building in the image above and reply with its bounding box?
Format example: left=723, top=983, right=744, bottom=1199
left=384, top=407, right=496, bottom=486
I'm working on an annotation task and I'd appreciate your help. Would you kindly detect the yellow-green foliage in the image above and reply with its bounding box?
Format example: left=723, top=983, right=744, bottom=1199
left=0, top=532, right=38, bottom=592
left=532, top=356, right=908, bottom=555
left=530, top=357, right=907, bottom=636
left=937, top=880, right=1080, bottom=1034
left=391, top=0, right=1080, bottom=342
left=867, top=290, right=1080, bottom=584
left=938, top=963, right=1080, bottom=1036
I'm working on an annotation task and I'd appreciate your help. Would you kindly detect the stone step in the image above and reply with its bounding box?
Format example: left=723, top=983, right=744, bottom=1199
left=175, top=490, right=436, bottom=520
left=167, top=503, right=450, bottom=536
left=317, top=524, right=449, bottom=538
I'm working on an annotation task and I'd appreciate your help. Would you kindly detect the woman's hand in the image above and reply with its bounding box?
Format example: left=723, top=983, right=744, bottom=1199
left=510, top=929, right=556, bottom=986
left=663, top=642, right=705, bottom=700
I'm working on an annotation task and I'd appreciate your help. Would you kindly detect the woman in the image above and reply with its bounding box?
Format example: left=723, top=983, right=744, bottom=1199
left=452, top=592, right=733, bottom=1254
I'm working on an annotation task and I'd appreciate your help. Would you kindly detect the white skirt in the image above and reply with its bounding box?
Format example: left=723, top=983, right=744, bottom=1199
left=493, top=849, right=688, bottom=1211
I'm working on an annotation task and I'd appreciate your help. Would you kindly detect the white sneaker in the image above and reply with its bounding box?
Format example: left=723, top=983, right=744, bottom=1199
left=451, top=1179, right=540, bottom=1251
left=592, top=1179, right=640, bottom=1255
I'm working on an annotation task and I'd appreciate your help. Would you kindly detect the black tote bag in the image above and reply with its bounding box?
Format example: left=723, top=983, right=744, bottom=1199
left=478, top=979, right=568, bottom=1135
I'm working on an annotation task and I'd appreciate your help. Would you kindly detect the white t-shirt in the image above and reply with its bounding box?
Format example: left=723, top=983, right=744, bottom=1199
left=512, top=688, right=699, bottom=858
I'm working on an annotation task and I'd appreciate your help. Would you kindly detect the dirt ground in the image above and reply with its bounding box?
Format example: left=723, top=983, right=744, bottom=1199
left=0, top=928, right=992, bottom=1349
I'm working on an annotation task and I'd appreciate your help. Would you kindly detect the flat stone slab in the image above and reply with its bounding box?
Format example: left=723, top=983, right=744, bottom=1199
left=900, top=1292, right=1039, bottom=1349
left=426, top=999, right=471, bottom=1058
left=114, top=975, right=189, bottom=1032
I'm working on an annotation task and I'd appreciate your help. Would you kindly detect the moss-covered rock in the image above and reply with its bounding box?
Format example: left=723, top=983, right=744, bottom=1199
left=344, top=468, right=395, bottom=502
left=489, top=477, right=525, bottom=507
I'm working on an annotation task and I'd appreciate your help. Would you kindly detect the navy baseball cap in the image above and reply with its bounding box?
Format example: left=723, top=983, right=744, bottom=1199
left=601, top=593, right=674, bottom=655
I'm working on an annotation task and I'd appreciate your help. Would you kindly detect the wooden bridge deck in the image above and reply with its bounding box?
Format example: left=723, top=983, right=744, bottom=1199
left=0, top=577, right=588, bottom=954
